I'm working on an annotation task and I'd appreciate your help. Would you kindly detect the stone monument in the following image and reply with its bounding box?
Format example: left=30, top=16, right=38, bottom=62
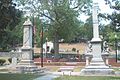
left=80, top=1, right=114, bottom=75
left=17, top=19, right=43, bottom=73
left=11, top=57, right=17, bottom=66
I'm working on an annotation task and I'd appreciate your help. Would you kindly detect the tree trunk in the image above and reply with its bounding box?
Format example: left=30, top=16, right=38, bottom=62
left=53, top=32, right=59, bottom=57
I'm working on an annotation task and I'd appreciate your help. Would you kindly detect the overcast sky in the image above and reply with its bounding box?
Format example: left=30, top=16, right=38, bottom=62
left=80, top=0, right=113, bottom=23
left=97, top=0, right=113, bottom=14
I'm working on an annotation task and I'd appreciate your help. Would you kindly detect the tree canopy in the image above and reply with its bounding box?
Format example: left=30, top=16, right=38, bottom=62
left=0, top=0, right=22, bottom=51
left=16, top=0, right=92, bottom=53
left=96, top=0, right=120, bottom=46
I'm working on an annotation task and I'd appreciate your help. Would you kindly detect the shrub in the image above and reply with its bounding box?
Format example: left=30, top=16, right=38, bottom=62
left=50, top=49, right=55, bottom=53
left=72, top=48, right=76, bottom=52
left=8, top=58, right=12, bottom=63
left=0, top=59, right=6, bottom=66
left=33, top=54, right=40, bottom=58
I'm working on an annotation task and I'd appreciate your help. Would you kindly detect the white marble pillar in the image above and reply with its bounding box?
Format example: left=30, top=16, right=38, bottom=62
left=18, top=19, right=35, bottom=68
left=106, top=58, right=109, bottom=65
left=22, top=19, right=32, bottom=48
left=12, top=57, right=17, bottom=66
left=91, top=2, right=103, bottom=63
left=80, top=1, right=114, bottom=75
left=91, top=2, right=101, bottom=42
left=21, top=19, right=33, bottom=61
left=16, top=19, right=43, bottom=73
left=92, top=3, right=99, bottom=38
left=86, top=57, right=89, bottom=66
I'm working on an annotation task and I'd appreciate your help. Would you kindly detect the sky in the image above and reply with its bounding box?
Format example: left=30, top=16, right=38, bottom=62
left=80, top=0, right=113, bottom=23
left=20, top=0, right=113, bottom=24
left=97, top=0, right=113, bottom=14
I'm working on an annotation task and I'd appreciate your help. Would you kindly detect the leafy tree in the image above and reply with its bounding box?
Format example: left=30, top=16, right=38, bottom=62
left=84, top=15, right=93, bottom=40
left=16, top=0, right=92, bottom=54
left=46, top=3, right=81, bottom=53
left=32, top=16, right=43, bottom=47
left=102, top=0, right=120, bottom=43
left=0, top=0, right=22, bottom=51
left=103, top=0, right=120, bottom=31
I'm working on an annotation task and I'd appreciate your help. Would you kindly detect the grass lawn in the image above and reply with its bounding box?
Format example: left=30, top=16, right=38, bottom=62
left=74, top=66, right=84, bottom=72
left=47, top=66, right=60, bottom=72
left=54, top=76, right=120, bottom=80
left=46, top=66, right=84, bottom=72
left=0, top=73, right=41, bottom=80
left=113, top=67, right=120, bottom=71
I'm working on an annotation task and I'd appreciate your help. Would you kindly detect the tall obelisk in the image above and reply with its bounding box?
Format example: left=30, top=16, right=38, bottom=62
left=17, top=19, right=40, bottom=73
left=80, top=1, right=114, bottom=75
left=90, top=1, right=104, bottom=65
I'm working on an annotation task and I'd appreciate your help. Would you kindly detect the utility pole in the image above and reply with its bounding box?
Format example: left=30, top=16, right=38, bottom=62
left=40, top=22, right=44, bottom=67
left=115, top=34, right=118, bottom=63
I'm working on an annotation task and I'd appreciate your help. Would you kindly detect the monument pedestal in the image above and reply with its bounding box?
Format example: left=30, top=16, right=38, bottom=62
left=80, top=41, right=114, bottom=75
left=80, top=2, right=114, bottom=75
left=18, top=47, right=33, bottom=65
left=16, top=19, right=45, bottom=74
left=80, top=69, right=114, bottom=75
left=16, top=47, right=43, bottom=73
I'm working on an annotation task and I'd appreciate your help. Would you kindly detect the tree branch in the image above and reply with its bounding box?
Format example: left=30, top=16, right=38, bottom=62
left=72, top=3, right=84, bottom=10
left=31, top=2, right=55, bottom=22
left=41, top=12, right=55, bottom=22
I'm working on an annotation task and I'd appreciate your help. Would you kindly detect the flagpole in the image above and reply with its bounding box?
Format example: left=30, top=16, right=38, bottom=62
left=40, top=21, right=44, bottom=67
left=32, top=15, right=35, bottom=60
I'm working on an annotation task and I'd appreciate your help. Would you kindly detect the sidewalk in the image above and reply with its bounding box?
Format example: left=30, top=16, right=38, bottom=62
left=51, top=72, right=80, bottom=76
left=34, top=72, right=80, bottom=80
left=34, top=74, right=60, bottom=80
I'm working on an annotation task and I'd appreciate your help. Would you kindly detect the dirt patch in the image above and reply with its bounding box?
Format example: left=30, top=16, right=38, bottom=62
left=59, top=43, right=87, bottom=54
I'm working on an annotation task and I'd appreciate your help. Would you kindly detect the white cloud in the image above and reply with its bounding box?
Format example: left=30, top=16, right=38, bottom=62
left=80, top=0, right=113, bottom=23
left=97, top=0, right=113, bottom=14
left=79, top=14, right=89, bottom=22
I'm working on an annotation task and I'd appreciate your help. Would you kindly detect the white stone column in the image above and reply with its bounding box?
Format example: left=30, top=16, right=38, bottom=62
left=80, top=1, right=114, bottom=75
left=86, top=57, right=89, bottom=66
left=21, top=19, right=33, bottom=61
left=91, top=2, right=103, bottom=63
left=18, top=18, right=35, bottom=68
left=106, top=58, right=109, bottom=65
left=22, top=19, right=32, bottom=48
left=12, top=57, right=17, bottom=66
left=91, top=2, right=101, bottom=42
left=16, top=19, right=43, bottom=73
left=92, top=3, right=99, bottom=38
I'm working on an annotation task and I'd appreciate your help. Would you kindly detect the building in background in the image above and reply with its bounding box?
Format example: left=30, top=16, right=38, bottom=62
left=43, top=42, right=54, bottom=53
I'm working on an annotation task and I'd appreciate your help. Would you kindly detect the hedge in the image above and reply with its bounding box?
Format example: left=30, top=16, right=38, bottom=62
left=0, top=59, right=6, bottom=66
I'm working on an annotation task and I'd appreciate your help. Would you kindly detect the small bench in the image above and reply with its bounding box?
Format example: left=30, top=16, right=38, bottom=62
left=66, top=62, right=77, bottom=66
left=58, top=66, right=74, bottom=72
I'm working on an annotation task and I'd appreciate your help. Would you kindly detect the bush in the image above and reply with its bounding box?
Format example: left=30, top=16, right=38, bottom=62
left=0, top=59, right=6, bottom=66
left=72, top=48, right=76, bottom=52
left=8, top=58, right=12, bottom=63
left=50, top=49, right=55, bottom=53
left=33, top=54, right=40, bottom=58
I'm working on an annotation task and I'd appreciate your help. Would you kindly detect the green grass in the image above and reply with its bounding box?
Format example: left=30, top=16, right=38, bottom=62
left=73, top=67, right=83, bottom=72
left=50, top=67, right=60, bottom=72
left=0, top=69, right=9, bottom=72
left=0, top=73, right=41, bottom=80
left=113, top=68, right=120, bottom=71
left=54, top=76, right=120, bottom=80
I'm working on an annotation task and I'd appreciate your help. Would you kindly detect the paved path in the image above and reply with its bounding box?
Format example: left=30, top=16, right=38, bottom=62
left=34, top=74, right=59, bottom=80
left=52, top=72, right=80, bottom=76
left=34, top=72, right=80, bottom=80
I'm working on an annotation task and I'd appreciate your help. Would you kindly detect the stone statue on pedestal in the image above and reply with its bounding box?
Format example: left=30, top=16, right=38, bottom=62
left=87, top=41, right=92, bottom=53
left=80, top=1, right=114, bottom=75
left=103, top=41, right=109, bottom=53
